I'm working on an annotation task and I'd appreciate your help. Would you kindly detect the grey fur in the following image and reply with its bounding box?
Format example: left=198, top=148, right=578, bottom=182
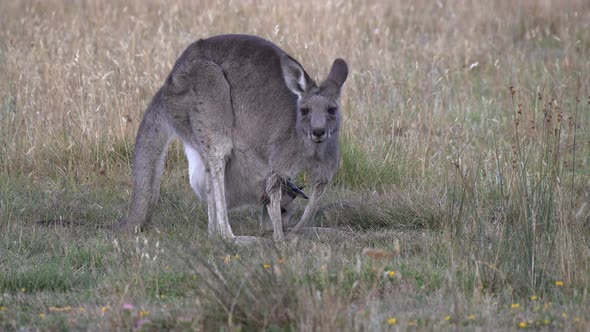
left=121, top=34, right=348, bottom=243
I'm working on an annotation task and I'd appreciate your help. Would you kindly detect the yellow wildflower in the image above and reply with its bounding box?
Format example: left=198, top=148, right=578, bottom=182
left=263, top=264, right=271, bottom=269
left=444, top=315, right=451, bottom=321
left=39, top=313, right=45, bottom=318
left=518, top=321, right=527, bottom=328
left=101, top=306, right=109, bottom=313
left=49, top=306, right=72, bottom=312
left=387, top=317, right=397, bottom=325
left=388, top=271, right=396, bottom=278
left=511, top=303, right=520, bottom=309
left=139, top=310, right=150, bottom=318
left=530, top=295, right=538, bottom=301
left=555, top=280, right=564, bottom=287
left=79, top=307, right=85, bottom=312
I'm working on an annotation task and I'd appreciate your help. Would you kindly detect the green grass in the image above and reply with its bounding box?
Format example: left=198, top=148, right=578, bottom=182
left=0, top=171, right=587, bottom=330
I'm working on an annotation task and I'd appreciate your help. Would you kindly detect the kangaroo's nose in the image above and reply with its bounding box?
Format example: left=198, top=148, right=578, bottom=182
left=312, top=128, right=326, bottom=138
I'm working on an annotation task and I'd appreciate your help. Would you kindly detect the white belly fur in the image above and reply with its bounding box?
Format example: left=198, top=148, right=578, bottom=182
left=184, top=144, right=207, bottom=200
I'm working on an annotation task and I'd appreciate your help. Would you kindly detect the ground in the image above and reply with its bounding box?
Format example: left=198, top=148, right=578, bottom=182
left=0, top=0, right=589, bottom=330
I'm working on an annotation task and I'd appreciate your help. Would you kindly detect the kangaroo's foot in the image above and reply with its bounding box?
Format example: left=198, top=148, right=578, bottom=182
left=286, top=227, right=348, bottom=240
left=113, top=219, right=144, bottom=234
left=232, top=235, right=274, bottom=247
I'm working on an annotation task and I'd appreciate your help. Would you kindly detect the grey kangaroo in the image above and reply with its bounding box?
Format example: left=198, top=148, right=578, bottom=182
left=120, top=34, right=348, bottom=244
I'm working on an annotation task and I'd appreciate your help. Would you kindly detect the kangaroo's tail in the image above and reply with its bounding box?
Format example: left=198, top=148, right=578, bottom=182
left=120, top=90, right=174, bottom=232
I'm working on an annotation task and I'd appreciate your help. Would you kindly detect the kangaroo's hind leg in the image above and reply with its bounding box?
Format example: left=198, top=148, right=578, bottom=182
left=165, top=58, right=238, bottom=241
left=166, top=57, right=266, bottom=245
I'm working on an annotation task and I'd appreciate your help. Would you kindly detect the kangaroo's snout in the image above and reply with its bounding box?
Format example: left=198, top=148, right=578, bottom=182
left=309, top=112, right=329, bottom=143
left=311, top=128, right=327, bottom=143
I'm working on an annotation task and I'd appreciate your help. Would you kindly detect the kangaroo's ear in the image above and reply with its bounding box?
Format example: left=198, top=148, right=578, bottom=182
left=327, top=58, right=348, bottom=88
left=281, top=55, right=312, bottom=99
left=321, top=58, right=348, bottom=97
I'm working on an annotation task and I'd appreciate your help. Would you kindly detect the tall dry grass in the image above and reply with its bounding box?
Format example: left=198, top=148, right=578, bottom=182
left=1, top=0, right=587, bottom=176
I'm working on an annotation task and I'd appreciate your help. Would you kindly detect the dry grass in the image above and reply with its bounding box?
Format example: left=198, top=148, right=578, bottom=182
left=1, top=0, right=589, bottom=330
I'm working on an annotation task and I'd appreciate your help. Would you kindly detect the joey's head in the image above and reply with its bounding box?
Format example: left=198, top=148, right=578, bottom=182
left=281, top=56, right=348, bottom=144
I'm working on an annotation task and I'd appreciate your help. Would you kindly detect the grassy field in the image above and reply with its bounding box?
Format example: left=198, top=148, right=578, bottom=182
left=1, top=0, right=589, bottom=330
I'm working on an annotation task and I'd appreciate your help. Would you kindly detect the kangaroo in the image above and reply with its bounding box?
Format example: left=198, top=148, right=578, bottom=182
left=120, top=34, right=348, bottom=244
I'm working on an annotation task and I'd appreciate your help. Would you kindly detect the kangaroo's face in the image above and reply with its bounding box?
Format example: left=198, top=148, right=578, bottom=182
left=282, top=56, right=348, bottom=144
left=297, top=93, right=340, bottom=143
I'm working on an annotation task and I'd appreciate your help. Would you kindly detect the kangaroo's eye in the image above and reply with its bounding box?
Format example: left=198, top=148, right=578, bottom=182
left=327, top=107, right=337, bottom=115
left=280, top=208, right=286, bottom=214
left=300, top=108, right=309, bottom=116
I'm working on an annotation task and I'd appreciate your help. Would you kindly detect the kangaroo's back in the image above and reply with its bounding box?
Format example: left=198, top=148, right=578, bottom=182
left=165, top=35, right=302, bottom=156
